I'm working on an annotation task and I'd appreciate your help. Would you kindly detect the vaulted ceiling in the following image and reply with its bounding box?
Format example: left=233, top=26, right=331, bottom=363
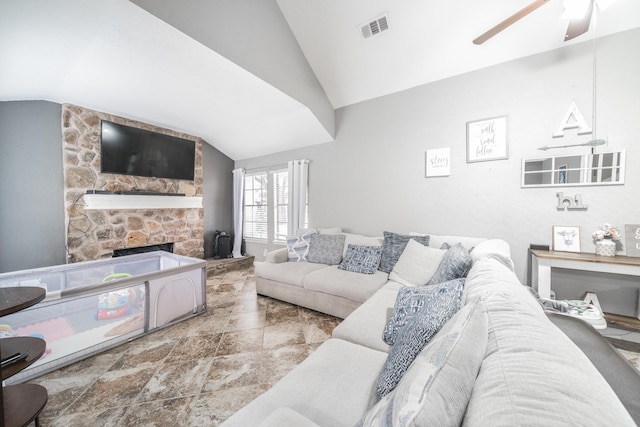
left=1, top=0, right=639, bottom=160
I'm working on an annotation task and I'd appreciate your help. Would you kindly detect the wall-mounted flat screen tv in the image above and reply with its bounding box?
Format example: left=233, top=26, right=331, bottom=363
left=100, top=120, right=195, bottom=181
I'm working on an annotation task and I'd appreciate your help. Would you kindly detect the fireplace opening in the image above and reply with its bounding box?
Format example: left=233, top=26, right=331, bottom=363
left=113, top=243, right=174, bottom=257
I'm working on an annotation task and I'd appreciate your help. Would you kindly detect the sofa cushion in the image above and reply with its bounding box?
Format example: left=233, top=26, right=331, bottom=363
left=376, top=278, right=465, bottom=397
left=220, top=339, right=388, bottom=427
left=464, top=257, right=540, bottom=309
left=317, top=226, right=343, bottom=235
left=303, top=266, right=389, bottom=303
left=255, top=261, right=328, bottom=287
left=462, top=258, right=635, bottom=426
left=286, top=229, right=317, bottom=262
left=338, top=244, right=383, bottom=274
left=342, top=233, right=384, bottom=257
left=258, top=408, right=321, bottom=427
left=469, top=238, right=514, bottom=271
left=307, top=234, right=346, bottom=265
left=359, top=299, right=488, bottom=427
left=379, top=231, right=430, bottom=273
left=332, top=281, right=403, bottom=353
left=388, top=239, right=445, bottom=286
left=428, top=243, right=472, bottom=285
left=410, top=232, right=486, bottom=250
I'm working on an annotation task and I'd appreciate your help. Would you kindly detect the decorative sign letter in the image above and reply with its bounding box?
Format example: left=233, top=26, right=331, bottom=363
left=553, top=101, right=592, bottom=138
left=556, top=192, right=588, bottom=211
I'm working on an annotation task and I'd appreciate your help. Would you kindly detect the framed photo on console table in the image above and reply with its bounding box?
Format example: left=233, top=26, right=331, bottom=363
left=466, top=116, right=508, bottom=163
left=552, top=225, right=581, bottom=253
left=625, top=224, right=640, bottom=257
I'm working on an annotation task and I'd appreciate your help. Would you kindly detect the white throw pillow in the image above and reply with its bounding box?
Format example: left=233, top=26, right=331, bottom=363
left=388, top=239, right=444, bottom=286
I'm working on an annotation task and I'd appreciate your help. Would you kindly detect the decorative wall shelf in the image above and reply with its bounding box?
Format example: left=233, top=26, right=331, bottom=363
left=521, top=150, right=625, bottom=188
left=84, top=194, right=203, bottom=210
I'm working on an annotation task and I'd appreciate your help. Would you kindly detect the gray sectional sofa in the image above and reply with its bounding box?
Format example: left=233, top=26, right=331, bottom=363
left=222, top=231, right=640, bottom=426
left=255, top=231, right=486, bottom=319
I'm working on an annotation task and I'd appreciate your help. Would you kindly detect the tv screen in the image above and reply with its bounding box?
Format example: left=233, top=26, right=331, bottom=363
left=100, top=120, right=195, bottom=181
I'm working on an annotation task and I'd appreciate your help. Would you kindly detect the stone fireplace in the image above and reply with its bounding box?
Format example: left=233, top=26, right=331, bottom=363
left=62, top=104, right=204, bottom=263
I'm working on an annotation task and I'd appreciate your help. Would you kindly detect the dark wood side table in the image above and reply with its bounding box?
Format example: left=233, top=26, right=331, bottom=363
left=0, top=287, right=48, bottom=427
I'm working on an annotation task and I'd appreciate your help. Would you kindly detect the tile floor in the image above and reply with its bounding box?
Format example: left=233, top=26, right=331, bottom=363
left=29, top=267, right=340, bottom=426
left=27, top=266, right=640, bottom=426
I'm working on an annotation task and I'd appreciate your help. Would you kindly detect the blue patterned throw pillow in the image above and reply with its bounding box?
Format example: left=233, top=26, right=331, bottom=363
left=338, top=244, right=383, bottom=274
left=428, top=243, right=473, bottom=285
left=379, top=231, right=430, bottom=274
left=376, top=278, right=465, bottom=397
left=306, top=234, right=346, bottom=265
left=383, top=284, right=438, bottom=346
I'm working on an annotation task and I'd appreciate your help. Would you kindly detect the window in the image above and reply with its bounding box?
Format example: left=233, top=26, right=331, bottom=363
left=243, top=173, right=268, bottom=240
left=243, top=166, right=308, bottom=244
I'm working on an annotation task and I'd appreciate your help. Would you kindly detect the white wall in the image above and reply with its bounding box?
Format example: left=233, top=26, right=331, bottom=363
left=236, top=29, right=640, bottom=287
left=132, top=0, right=334, bottom=140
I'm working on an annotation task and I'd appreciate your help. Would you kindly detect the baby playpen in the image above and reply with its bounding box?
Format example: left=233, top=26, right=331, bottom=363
left=0, top=252, right=206, bottom=384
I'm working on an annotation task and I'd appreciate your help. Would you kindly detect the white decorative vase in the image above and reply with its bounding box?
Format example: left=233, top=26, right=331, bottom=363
left=595, top=239, right=616, bottom=256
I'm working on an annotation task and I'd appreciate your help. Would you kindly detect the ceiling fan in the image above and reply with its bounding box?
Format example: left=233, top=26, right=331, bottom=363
left=473, top=0, right=601, bottom=45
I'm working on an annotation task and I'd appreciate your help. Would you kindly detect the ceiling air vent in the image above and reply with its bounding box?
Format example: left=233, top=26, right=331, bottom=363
left=360, top=13, right=389, bottom=40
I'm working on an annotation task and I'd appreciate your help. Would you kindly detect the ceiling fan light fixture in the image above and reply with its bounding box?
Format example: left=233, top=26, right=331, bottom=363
left=562, top=0, right=591, bottom=19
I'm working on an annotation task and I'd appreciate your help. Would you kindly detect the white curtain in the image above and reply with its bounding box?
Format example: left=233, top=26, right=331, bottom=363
left=287, top=159, right=309, bottom=236
left=232, top=168, right=245, bottom=258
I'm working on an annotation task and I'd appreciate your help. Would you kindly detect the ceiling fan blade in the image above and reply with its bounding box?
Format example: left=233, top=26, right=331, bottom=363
left=473, top=0, right=551, bottom=45
left=565, top=0, right=594, bottom=41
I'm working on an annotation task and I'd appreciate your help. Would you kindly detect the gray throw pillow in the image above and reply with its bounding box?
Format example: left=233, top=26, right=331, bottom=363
left=376, top=278, right=465, bottom=397
left=306, top=234, right=346, bottom=265
left=428, top=243, right=472, bottom=285
left=379, top=231, right=430, bottom=273
left=338, top=244, right=383, bottom=274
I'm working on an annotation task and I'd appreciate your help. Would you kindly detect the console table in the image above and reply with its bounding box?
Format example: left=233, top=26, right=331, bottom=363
left=531, top=250, right=640, bottom=329
left=531, top=250, right=640, bottom=298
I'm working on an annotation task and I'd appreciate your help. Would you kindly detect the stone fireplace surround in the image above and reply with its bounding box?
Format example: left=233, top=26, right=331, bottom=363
left=62, top=104, right=204, bottom=263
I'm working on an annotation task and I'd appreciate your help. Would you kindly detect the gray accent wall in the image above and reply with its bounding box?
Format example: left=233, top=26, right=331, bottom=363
left=0, top=101, right=66, bottom=272
left=236, top=29, right=640, bottom=292
left=203, top=142, right=234, bottom=258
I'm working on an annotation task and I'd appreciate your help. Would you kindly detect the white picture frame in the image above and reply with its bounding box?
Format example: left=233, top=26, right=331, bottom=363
left=625, top=224, right=640, bottom=257
left=466, top=116, right=508, bottom=163
left=425, top=148, right=451, bottom=177
left=552, top=225, right=581, bottom=253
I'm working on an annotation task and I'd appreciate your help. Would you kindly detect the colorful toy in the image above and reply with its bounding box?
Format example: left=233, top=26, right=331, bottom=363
left=96, top=273, right=133, bottom=321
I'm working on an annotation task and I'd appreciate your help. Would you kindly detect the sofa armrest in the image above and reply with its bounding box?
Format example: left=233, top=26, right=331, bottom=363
left=547, top=311, right=640, bottom=424
left=266, top=247, right=288, bottom=263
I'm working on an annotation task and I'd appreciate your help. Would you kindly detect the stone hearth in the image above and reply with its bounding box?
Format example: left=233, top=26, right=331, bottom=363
left=62, top=104, right=204, bottom=263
